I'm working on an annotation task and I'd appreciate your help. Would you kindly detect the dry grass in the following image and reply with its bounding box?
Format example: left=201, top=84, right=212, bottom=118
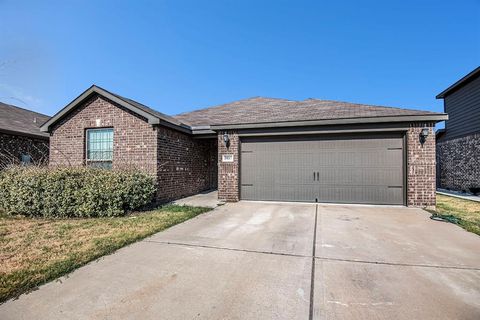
left=433, top=194, right=480, bottom=236
left=0, top=205, right=211, bottom=303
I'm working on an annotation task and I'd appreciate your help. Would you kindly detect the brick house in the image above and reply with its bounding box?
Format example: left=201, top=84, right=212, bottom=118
left=436, top=66, right=480, bottom=193
left=41, top=85, right=447, bottom=207
left=0, top=102, right=50, bottom=169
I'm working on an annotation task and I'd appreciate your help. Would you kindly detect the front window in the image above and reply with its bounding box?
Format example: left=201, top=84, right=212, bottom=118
left=86, top=128, right=113, bottom=169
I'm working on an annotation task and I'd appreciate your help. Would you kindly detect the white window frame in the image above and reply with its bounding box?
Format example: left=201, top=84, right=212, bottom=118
left=85, top=128, right=114, bottom=169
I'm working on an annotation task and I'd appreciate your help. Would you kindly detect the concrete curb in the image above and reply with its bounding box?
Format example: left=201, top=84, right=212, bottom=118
left=437, top=190, right=480, bottom=203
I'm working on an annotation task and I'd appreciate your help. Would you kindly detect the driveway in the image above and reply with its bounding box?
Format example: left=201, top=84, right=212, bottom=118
left=1, top=202, right=479, bottom=319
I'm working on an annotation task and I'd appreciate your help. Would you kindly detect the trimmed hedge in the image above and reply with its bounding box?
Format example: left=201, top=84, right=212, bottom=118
left=0, top=166, right=157, bottom=218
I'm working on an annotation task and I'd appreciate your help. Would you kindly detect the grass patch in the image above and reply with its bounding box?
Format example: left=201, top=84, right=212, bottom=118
left=0, top=205, right=211, bottom=303
left=429, top=194, right=480, bottom=236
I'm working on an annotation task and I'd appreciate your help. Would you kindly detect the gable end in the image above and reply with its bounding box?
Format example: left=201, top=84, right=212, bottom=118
left=41, top=85, right=192, bottom=135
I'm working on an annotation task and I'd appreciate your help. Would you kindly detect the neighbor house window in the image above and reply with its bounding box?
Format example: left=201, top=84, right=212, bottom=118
left=86, top=128, right=113, bottom=169
left=21, top=154, right=32, bottom=165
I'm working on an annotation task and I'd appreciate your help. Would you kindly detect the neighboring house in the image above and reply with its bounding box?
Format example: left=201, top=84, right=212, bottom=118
left=41, top=85, right=447, bottom=207
left=436, top=66, right=480, bottom=193
left=0, top=102, right=50, bottom=169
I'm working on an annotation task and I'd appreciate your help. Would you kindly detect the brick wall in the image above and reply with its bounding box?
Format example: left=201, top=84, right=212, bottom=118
left=0, top=132, right=49, bottom=169
left=49, top=94, right=217, bottom=202
left=217, top=131, right=240, bottom=201
left=49, top=96, right=438, bottom=206
left=407, top=123, right=436, bottom=208
left=157, top=127, right=217, bottom=202
left=50, top=95, right=157, bottom=173
left=218, top=125, right=437, bottom=207
left=436, top=133, right=480, bottom=192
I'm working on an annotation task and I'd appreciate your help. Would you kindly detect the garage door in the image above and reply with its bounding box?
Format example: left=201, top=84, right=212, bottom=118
left=240, top=133, right=405, bottom=205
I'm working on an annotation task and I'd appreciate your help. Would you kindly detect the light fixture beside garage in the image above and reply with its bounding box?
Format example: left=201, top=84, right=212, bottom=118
left=223, top=132, right=230, bottom=148
left=420, top=127, right=429, bottom=145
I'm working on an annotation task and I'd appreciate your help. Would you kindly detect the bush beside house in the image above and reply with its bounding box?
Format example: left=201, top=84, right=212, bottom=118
left=0, top=166, right=156, bottom=218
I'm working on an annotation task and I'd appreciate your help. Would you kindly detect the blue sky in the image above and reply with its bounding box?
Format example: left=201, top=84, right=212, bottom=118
left=0, top=0, right=478, bottom=129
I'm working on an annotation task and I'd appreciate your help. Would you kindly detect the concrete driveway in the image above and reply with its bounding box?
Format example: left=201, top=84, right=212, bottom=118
left=1, top=202, right=479, bottom=319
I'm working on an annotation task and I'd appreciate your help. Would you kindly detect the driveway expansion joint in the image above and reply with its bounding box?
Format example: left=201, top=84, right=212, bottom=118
left=313, top=256, right=480, bottom=271
left=144, top=240, right=311, bottom=258
left=144, top=240, right=480, bottom=271
left=309, top=204, right=318, bottom=320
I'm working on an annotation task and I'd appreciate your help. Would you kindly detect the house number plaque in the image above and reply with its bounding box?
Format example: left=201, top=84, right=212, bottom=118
left=222, top=154, right=234, bottom=163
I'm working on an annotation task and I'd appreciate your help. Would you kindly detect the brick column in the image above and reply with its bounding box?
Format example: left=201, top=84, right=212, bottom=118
left=218, top=131, right=240, bottom=201
left=407, top=123, right=436, bottom=208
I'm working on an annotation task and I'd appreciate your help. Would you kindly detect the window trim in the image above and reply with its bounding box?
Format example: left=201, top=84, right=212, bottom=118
left=85, top=128, right=114, bottom=168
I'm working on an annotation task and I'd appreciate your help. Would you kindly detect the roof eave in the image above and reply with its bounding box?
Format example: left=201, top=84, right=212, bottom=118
left=209, top=114, right=449, bottom=130
left=157, top=119, right=192, bottom=134
left=436, top=66, right=480, bottom=99
left=191, top=129, right=216, bottom=135
left=40, top=85, right=190, bottom=133
left=0, top=128, right=49, bottom=140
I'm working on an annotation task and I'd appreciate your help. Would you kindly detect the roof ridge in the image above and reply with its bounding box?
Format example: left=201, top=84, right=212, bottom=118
left=176, top=96, right=437, bottom=117
left=92, top=85, right=188, bottom=127
left=296, top=98, right=437, bottom=114
left=175, top=96, right=296, bottom=117
left=92, top=85, right=149, bottom=110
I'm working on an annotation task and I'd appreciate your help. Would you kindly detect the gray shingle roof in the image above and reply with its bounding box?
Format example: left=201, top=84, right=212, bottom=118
left=42, top=85, right=448, bottom=135
left=100, top=87, right=186, bottom=127
left=174, top=97, right=442, bottom=127
left=0, top=102, right=50, bottom=138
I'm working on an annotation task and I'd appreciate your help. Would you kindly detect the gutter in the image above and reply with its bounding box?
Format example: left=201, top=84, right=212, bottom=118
left=208, top=114, right=449, bottom=130
left=436, top=66, right=480, bottom=99
left=0, top=128, right=50, bottom=140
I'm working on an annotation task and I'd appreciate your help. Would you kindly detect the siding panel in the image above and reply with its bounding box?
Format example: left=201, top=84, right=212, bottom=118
left=444, top=75, right=480, bottom=139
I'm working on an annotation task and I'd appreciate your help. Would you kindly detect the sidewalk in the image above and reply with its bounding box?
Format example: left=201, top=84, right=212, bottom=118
left=172, top=190, right=223, bottom=208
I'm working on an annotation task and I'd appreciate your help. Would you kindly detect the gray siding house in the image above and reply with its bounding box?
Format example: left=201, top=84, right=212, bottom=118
left=436, top=66, right=480, bottom=193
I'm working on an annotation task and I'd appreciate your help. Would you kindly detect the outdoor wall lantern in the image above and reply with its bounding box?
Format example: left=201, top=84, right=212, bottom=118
left=419, top=127, right=429, bottom=145
left=223, top=132, right=230, bottom=148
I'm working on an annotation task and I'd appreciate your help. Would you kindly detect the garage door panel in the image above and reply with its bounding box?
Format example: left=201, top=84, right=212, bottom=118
left=240, top=134, right=405, bottom=205
left=316, top=168, right=402, bottom=186
left=317, top=186, right=403, bottom=204
left=277, top=169, right=318, bottom=185
left=314, top=151, right=396, bottom=167
left=277, top=184, right=320, bottom=202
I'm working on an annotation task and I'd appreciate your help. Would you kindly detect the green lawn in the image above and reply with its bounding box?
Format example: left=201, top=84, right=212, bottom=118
left=431, top=194, right=480, bottom=236
left=0, top=205, right=211, bottom=303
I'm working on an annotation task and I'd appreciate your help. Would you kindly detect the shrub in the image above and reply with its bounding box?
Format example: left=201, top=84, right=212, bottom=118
left=0, top=166, right=156, bottom=218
